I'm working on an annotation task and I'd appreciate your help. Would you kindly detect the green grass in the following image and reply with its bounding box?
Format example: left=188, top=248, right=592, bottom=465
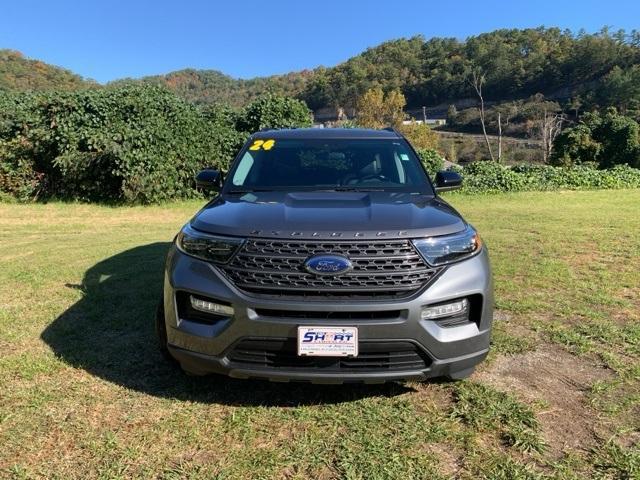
left=451, top=382, right=545, bottom=454
left=1, top=190, right=639, bottom=479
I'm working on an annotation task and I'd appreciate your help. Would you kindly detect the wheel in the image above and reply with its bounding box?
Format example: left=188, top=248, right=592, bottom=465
left=155, top=297, right=206, bottom=375
left=155, top=297, right=174, bottom=362
left=446, top=366, right=476, bottom=381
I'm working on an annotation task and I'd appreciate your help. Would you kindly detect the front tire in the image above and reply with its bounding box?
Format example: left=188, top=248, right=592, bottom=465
left=155, top=297, right=206, bottom=375
left=155, top=298, right=173, bottom=362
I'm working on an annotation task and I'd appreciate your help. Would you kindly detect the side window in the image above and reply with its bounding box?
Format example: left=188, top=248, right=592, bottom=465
left=232, top=152, right=254, bottom=185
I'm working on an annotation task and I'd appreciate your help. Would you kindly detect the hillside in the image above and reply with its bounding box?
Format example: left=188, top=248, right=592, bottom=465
left=110, top=68, right=314, bottom=108
left=0, top=49, right=94, bottom=92
left=113, top=27, right=640, bottom=115
left=301, top=27, right=640, bottom=111
left=2, top=27, right=639, bottom=115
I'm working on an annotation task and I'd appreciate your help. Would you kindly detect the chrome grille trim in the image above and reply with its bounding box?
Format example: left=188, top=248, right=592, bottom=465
left=219, top=238, right=439, bottom=298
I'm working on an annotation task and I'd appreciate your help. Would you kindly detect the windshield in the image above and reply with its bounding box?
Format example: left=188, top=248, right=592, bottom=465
left=226, top=138, right=432, bottom=193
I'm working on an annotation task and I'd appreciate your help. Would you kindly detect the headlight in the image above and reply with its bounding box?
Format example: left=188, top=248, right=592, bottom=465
left=176, top=224, right=244, bottom=264
left=412, top=226, right=482, bottom=266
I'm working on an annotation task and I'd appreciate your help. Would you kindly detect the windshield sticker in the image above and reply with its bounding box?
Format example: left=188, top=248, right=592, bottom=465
left=262, top=139, right=275, bottom=150
left=400, top=153, right=409, bottom=161
left=249, top=139, right=276, bottom=151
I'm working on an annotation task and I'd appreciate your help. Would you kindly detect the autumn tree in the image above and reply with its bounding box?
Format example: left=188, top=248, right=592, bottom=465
left=356, top=87, right=406, bottom=129
left=398, top=121, right=439, bottom=150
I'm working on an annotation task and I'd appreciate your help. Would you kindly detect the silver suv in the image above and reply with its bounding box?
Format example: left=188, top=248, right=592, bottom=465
left=157, top=128, right=493, bottom=383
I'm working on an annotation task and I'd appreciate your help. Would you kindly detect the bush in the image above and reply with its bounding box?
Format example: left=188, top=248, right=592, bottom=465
left=0, top=85, right=242, bottom=203
left=237, top=93, right=312, bottom=133
left=453, top=161, right=640, bottom=194
left=416, top=148, right=444, bottom=176
left=0, top=88, right=316, bottom=203
left=399, top=121, right=439, bottom=150
left=201, top=103, right=247, bottom=170
left=551, top=109, right=640, bottom=169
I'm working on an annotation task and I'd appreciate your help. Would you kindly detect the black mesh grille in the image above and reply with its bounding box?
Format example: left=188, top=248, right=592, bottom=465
left=219, top=238, right=439, bottom=298
left=226, top=339, right=431, bottom=372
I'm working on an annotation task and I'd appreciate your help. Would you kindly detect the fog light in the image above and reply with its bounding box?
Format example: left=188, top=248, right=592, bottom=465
left=421, top=298, right=468, bottom=320
left=190, top=295, right=234, bottom=316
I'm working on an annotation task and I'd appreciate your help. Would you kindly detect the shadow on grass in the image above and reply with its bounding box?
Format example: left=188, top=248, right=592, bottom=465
left=41, top=242, right=412, bottom=406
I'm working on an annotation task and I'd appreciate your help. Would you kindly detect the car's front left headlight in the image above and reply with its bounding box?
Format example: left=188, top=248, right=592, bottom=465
left=412, top=225, right=482, bottom=266
left=176, top=224, right=244, bottom=264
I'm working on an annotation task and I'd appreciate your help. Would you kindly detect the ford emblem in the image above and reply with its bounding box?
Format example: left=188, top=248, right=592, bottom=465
left=304, top=254, right=353, bottom=276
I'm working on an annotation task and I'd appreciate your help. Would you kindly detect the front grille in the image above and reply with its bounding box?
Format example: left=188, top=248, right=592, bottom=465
left=226, top=339, right=431, bottom=372
left=254, top=308, right=403, bottom=320
left=219, top=238, right=440, bottom=299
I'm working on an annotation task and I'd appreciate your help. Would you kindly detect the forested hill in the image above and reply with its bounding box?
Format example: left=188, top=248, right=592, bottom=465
left=0, top=49, right=94, bottom=92
left=301, top=27, right=640, bottom=111
left=119, top=27, right=640, bottom=112
left=110, top=68, right=314, bottom=108
left=2, top=27, right=640, bottom=112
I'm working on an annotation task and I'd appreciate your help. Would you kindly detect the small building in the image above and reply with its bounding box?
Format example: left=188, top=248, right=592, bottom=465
left=402, top=118, right=447, bottom=127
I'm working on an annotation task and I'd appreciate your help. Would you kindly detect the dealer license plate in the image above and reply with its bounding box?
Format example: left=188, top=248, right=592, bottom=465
left=297, top=326, right=358, bottom=357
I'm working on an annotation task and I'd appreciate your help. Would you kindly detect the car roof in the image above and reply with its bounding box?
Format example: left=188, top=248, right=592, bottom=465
left=251, top=128, right=402, bottom=140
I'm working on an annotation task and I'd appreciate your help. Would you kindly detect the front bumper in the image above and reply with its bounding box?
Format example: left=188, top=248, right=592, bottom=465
left=163, top=246, right=493, bottom=383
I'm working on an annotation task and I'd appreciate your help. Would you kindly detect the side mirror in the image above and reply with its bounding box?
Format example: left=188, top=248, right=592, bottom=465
left=434, top=170, right=463, bottom=192
left=195, top=169, right=222, bottom=192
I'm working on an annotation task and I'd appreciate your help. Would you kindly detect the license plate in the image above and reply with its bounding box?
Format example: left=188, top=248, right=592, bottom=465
left=297, top=326, right=358, bottom=357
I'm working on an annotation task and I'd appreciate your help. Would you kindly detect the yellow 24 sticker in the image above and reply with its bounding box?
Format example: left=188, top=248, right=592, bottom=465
left=249, top=139, right=275, bottom=151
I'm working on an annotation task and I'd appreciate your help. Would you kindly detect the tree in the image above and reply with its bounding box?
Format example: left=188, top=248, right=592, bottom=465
left=468, top=68, right=495, bottom=161
left=237, top=94, right=312, bottom=132
left=493, top=102, right=519, bottom=162
left=355, top=87, right=406, bottom=129
left=385, top=90, right=407, bottom=128
left=597, top=65, right=640, bottom=116
left=551, top=109, right=640, bottom=168
left=356, top=88, right=385, bottom=128
left=568, top=96, right=583, bottom=119
left=398, top=121, right=439, bottom=150
left=550, top=123, right=600, bottom=166
left=519, top=94, right=564, bottom=162
left=538, top=110, right=565, bottom=163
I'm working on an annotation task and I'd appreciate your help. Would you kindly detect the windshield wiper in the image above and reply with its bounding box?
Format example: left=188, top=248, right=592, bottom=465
left=318, top=187, right=386, bottom=192
left=227, top=188, right=275, bottom=194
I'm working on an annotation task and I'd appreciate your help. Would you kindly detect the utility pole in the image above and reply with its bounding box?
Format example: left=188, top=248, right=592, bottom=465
left=422, top=106, right=427, bottom=123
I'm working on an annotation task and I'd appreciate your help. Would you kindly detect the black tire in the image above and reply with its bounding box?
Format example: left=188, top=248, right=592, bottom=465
left=155, top=298, right=174, bottom=362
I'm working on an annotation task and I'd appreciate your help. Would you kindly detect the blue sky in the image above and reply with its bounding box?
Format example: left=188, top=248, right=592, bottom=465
left=2, top=0, right=639, bottom=83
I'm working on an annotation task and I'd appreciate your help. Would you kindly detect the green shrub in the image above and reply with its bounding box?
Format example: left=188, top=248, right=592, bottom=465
left=551, top=109, right=640, bottom=168
left=416, top=148, right=444, bottom=177
left=0, top=85, right=241, bottom=203
left=237, top=93, right=312, bottom=133
left=454, top=161, right=640, bottom=194
left=201, top=103, right=248, bottom=170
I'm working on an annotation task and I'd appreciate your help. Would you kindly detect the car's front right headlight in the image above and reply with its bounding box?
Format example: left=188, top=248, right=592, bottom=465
left=412, top=225, right=482, bottom=266
left=176, top=224, right=244, bottom=264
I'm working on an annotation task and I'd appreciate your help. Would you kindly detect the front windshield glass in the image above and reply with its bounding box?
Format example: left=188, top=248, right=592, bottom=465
left=227, top=138, right=432, bottom=193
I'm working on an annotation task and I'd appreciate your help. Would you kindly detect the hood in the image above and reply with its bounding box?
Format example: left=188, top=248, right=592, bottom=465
left=190, top=191, right=466, bottom=240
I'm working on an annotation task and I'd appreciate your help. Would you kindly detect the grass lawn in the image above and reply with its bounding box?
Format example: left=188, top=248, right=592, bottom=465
left=1, top=190, right=639, bottom=479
